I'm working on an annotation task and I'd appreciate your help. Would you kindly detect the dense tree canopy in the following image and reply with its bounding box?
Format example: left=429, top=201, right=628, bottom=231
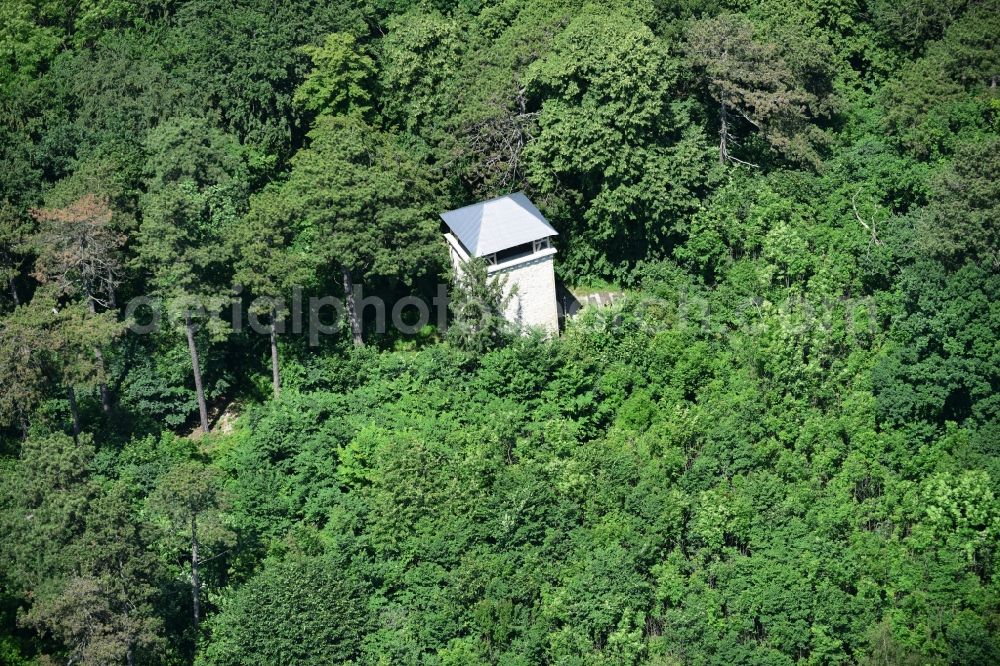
left=1, top=0, right=998, bottom=664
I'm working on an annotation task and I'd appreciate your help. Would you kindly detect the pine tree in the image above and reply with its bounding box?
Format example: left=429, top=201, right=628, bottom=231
left=136, top=117, right=245, bottom=433
left=686, top=14, right=831, bottom=167
left=230, top=187, right=316, bottom=399
left=30, top=193, right=124, bottom=412
left=278, top=114, right=441, bottom=346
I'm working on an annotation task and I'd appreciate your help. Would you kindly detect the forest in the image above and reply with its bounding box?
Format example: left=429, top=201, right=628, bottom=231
left=1, top=0, right=998, bottom=664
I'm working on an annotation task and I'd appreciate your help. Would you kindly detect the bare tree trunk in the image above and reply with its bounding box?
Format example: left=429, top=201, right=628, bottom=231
left=719, top=98, right=729, bottom=165
left=341, top=267, right=363, bottom=347
left=107, top=273, right=117, bottom=308
left=184, top=312, right=210, bottom=434
left=88, top=298, right=112, bottom=413
left=67, top=386, right=80, bottom=443
left=8, top=278, right=19, bottom=306
left=270, top=308, right=281, bottom=400
left=126, top=644, right=135, bottom=666
left=190, top=515, right=201, bottom=631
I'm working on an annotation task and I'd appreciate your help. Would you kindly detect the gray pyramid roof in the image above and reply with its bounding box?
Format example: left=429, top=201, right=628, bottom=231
left=440, top=192, right=557, bottom=257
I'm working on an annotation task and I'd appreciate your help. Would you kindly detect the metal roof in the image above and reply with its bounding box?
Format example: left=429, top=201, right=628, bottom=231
left=440, top=192, right=557, bottom=257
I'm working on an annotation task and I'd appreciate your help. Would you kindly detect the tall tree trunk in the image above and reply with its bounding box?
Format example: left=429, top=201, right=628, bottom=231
left=190, top=515, right=201, bottom=631
left=107, top=273, right=117, bottom=308
left=719, top=98, right=729, bottom=165
left=88, top=298, right=112, bottom=413
left=184, top=312, right=211, bottom=434
left=270, top=307, right=281, bottom=400
left=341, top=267, right=363, bottom=347
left=8, top=278, right=19, bottom=306
left=67, top=386, right=81, bottom=443
left=126, top=643, right=135, bottom=666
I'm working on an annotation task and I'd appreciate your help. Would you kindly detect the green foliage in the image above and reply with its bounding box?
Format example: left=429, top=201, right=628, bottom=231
left=0, top=289, right=123, bottom=432
left=874, top=261, right=1000, bottom=438
left=524, top=5, right=712, bottom=279
left=1, top=433, right=165, bottom=664
left=379, top=8, right=464, bottom=135
left=446, top=258, right=514, bottom=353
left=117, top=334, right=229, bottom=428
left=171, top=0, right=366, bottom=160
left=2, top=0, right=999, bottom=663
left=686, top=13, right=836, bottom=167
left=0, top=199, right=33, bottom=306
left=278, top=112, right=443, bottom=282
left=143, top=116, right=246, bottom=192
left=294, top=32, right=374, bottom=117
left=0, top=1, right=62, bottom=84
left=199, top=554, right=369, bottom=665
left=914, top=137, right=1000, bottom=269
